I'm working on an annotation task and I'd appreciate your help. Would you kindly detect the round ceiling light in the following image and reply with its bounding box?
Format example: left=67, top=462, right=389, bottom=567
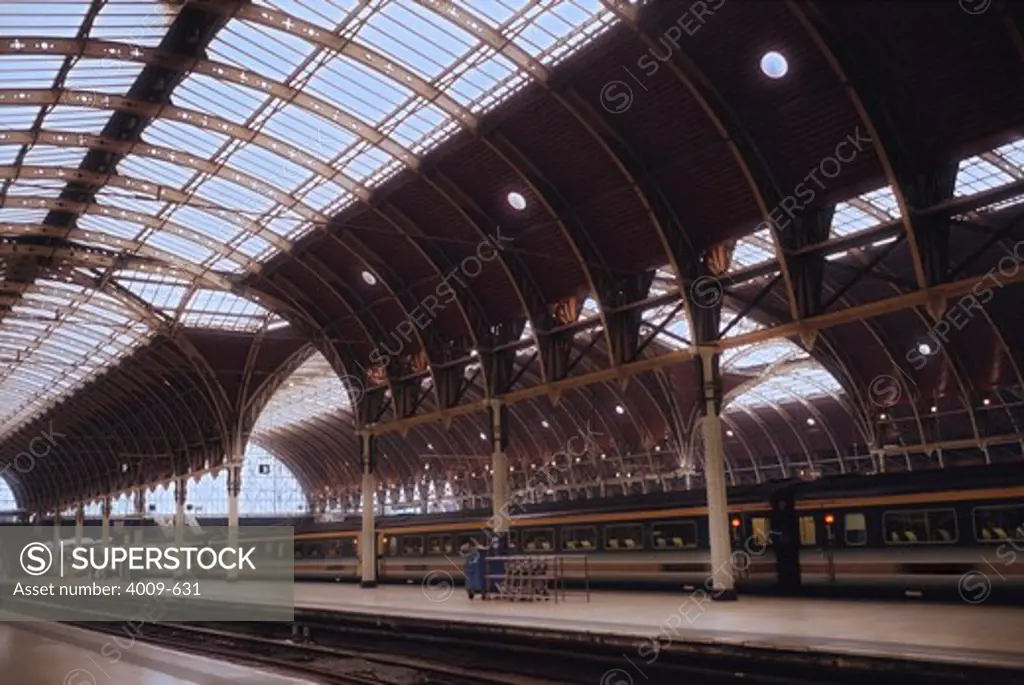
left=760, top=51, right=789, bottom=79
left=507, top=191, right=527, bottom=211
left=361, top=270, right=377, bottom=285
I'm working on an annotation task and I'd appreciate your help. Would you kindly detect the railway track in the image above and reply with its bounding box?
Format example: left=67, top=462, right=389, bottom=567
left=8, top=592, right=1014, bottom=684
left=62, top=612, right=1019, bottom=685
left=65, top=620, right=544, bottom=685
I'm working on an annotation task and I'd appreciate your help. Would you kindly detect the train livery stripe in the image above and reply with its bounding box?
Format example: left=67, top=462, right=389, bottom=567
left=294, top=484, right=1024, bottom=543
left=796, top=485, right=1024, bottom=512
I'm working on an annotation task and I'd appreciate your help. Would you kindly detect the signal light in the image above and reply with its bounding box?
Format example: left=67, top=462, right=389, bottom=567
left=824, top=514, right=835, bottom=525
left=731, top=518, right=741, bottom=529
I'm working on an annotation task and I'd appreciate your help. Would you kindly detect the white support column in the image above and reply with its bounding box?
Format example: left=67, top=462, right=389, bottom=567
left=359, top=431, right=377, bottom=588
left=100, top=497, right=111, bottom=547
left=227, top=463, right=241, bottom=582
left=74, top=502, right=84, bottom=544
left=700, top=348, right=737, bottom=601
left=52, top=511, right=61, bottom=549
left=134, top=489, right=146, bottom=546
left=174, top=477, right=187, bottom=547
left=489, top=400, right=510, bottom=536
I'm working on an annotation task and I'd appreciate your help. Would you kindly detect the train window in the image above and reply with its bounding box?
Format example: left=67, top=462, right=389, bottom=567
left=845, top=513, right=867, bottom=546
left=522, top=528, right=555, bottom=552
left=883, top=509, right=958, bottom=545
left=456, top=531, right=487, bottom=554
left=751, top=517, right=771, bottom=547
left=427, top=534, right=454, bottom=555
left=605, top=524, right=643, bottom=551
left=972, top=505, right=1024, bottom=543
left=401, top=536, right=424, bottom=556
left=799, top=516, right=817, bottom=546
left=294, top=542, right=317, bottom=560
left=561, top=526, right=598, bottom=551
left=651, top=521, right=698, bottom=550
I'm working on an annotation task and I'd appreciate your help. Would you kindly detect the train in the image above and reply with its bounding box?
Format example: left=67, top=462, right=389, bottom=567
left=290, top=463, right=1024, bottom=601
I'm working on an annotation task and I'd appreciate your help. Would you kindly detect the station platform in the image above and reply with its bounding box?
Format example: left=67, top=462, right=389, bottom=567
left=266, top=584, right=1024, bottom=670
left=0, top=621, right=317, bottom=685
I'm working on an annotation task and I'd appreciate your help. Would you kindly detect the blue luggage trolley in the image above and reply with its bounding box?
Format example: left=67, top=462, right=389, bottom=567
left=463, top=535, right=510, bottom=599
left=463, top=546, right=486, bottom=599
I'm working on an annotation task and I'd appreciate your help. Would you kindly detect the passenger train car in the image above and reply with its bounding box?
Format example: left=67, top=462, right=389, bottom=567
left=292, top=464, right=1024, bottom=601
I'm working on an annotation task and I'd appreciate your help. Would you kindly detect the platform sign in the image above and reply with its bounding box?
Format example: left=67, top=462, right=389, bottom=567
left=0, top=525, right=294, bottom=622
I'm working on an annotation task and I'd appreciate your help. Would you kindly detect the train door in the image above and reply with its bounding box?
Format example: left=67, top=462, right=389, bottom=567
left=770, top=485, right=801, bottom=593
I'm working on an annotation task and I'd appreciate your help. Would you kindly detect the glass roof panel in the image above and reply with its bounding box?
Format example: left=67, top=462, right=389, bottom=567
left=63, top=58, right=145, bottom=95
left=0, top=56, right=65, bottom=88
left=21, top=145, right=88, bottom=167
left=89, top=0, right=176, bottom=46
left=173, top=72, right=268, bottom=126
left=231, top=233, right=273, bottom=260
left=167, top=205, right=243, bottom=244
left=118, top=153, right=196, bottom=188
left=1, top=2, right=91, bottom=39
left=386, top=99, right=449, bottom=153
left=730, top=227, right=775, bottom=270
left=144, top=230, right=215, bottom=264
left=444, top=51, right=519, bottom=111
left=5, top=179, right=67, bottom=199
left=179, top=289, right=276, bottom=331
left=0, top=106, right=42, bottom=130
left=340, top=144, right=396, bottom=185
left=359, top=2, right=475, bottom=81
left=0, top=279, right=153, bottom=440
left=253, top=353, right=350, bottom=433
left=956, top=155, right=1015, bottom=196
left=259, top=103, right=356, bottom=162
left=78, top=212, right=143, bottom=240
left=208, top=20, right=317, bottom=81
left=723, top=340, right=808, bottom=371
left=224, top=141, right=313, bottom=192
left=727, top=365, right=843, bottom=410
left=831, top=186, right=901, bottom=238
left=257, top=0, right=358, bottom=29
left=114, top=270, right=190, bottom=312
left=143, top=118, right=231, bottom=160
left=298, top=178, right=350, bottom=212
left=95, top=187, right=167, bottom=216
left=0, top=207, right=49, bottom=224
left=305, top=53, right=415, bottom=126
left=192, top=175, right=277, bottom=215
left=41, top=105, right=112, bottom=134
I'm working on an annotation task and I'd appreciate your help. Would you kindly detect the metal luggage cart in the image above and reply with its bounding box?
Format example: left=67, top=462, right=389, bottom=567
left=485, top=554, right=582, bottom=602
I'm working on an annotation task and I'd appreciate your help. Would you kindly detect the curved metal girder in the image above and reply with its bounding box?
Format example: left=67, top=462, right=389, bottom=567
left=788, top=0, right=929, bottom=291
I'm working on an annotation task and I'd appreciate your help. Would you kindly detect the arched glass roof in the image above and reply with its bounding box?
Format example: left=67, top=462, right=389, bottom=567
left=0, top=474, right=17, bottom=511
left=254, top=353, right=351, bottom=432
left=0, top=0, right=621, bottom=438
left=144, top=444, right=307, bottom=516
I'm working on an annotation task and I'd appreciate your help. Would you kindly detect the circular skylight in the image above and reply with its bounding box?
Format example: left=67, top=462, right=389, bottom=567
left=361, top=270, right=377, bottom=285
left=760, top=51, right=789, bottom=79
left=507, top=191, right=527, bottom=211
